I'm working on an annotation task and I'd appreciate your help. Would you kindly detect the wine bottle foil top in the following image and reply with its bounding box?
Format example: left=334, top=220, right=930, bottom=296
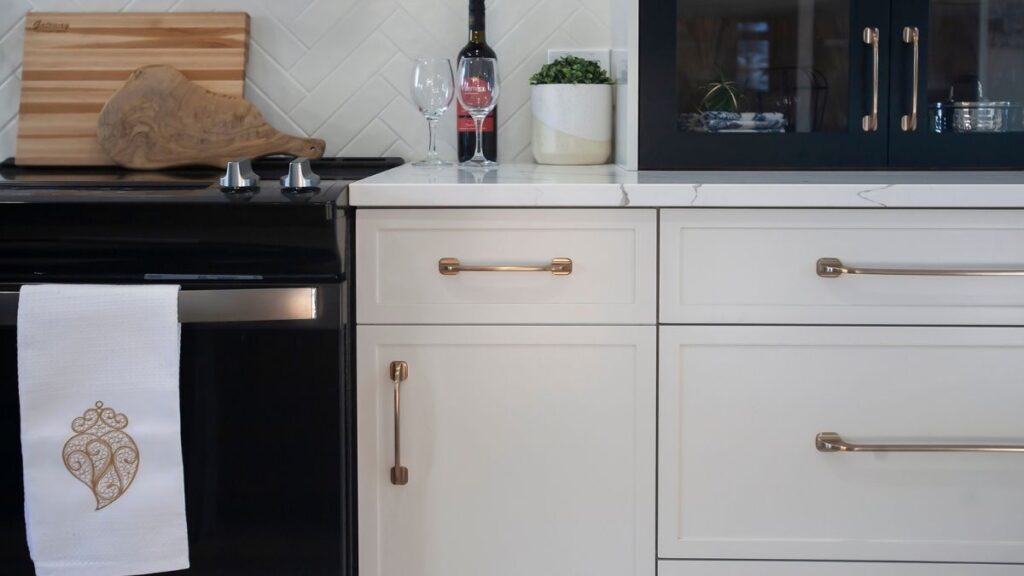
left=469, top=0, right=485, bottom=30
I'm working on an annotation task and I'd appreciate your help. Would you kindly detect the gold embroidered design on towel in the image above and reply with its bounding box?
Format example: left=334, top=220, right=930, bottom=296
left=62, top=401, right=140, bottom=510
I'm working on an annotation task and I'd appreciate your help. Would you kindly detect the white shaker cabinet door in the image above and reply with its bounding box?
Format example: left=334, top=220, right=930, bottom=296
left=356, top=209, right=657, bottom=325
left=660, top=209, right=1024, bottom=325
left=358, top=326, right=656, bottom=576
left=658, top=561, right=1024, bottom=576
left=659, top=326, right=1024, bottom=564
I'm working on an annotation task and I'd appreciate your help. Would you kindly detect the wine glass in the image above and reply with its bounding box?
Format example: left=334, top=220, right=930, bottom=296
left=411, top=58, right=455, bottom=167
left=456, top=57, right=500, bottom=167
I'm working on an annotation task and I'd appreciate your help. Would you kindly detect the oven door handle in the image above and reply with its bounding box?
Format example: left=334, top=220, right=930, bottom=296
left=0, top=287, right=319, bottom=325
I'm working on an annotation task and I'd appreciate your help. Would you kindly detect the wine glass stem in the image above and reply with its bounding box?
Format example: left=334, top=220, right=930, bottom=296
left=426, top=118, right=439, bottom=160
left=473, top=115, right=486, bottom=161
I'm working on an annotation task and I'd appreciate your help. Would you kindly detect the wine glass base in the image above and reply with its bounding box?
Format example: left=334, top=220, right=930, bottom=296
left=412, top=157, right=453, bottom=167
left=459, top=159, right=498, bottom=168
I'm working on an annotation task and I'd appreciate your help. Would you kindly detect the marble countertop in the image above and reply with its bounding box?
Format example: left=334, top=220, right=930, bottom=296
left=349, top=163, right=1024, bottom=208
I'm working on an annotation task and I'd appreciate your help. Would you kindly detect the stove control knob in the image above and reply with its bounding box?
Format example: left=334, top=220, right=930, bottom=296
left=280, top=157, right=321, bottom=190
left=220, top=159, right=260, bottom=190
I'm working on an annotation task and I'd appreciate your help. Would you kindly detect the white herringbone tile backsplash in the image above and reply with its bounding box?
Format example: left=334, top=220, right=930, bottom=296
left=0, top=0, right=611, bottom=163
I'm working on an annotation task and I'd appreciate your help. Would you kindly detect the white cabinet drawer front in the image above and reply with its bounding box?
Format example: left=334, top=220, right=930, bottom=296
left=358, top=326, right=656, bottom=576
left=659, top=561, right=1024, bottom=576
left=660, top=209, right=1024, bottom=325
left=357, top=209, right=657, bottom=325
left=659, top=326, right=1024, bottom=563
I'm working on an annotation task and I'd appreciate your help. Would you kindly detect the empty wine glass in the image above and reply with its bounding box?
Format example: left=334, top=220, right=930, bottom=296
left=411, top=58, right=455, bottom=167
left=456, top=57, right=500, bottom=167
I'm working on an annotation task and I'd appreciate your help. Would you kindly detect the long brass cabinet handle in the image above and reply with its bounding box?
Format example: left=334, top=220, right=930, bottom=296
left=388, top=361, right=410, bottom=486
left=439, top=257, right=573, bottom=276
left=901, top=26, right=920, bottom=132
left=862, top=27, right=881, bottom=132
left=817, top=257, right=1024, bottom=278
left=817, top=432, right=1024, bottom=454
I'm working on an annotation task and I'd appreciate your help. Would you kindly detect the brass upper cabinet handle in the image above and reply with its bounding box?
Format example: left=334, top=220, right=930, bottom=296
left=388, top=361, right=410, bottom=486
left=817, top=432, right=1024, bottom=454
left=817, top=257, right=1024, bottom=278
left=862, top=27, right=881, bottom=132
left=901, top=26, right=921, bottom=132
left=439, top=257, right=573, bottom=276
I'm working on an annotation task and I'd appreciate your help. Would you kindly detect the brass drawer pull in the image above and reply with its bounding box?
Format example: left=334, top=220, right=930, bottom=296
left=439, top=257, right=573, bottom=276
left=900, top=26, right=920, bottom=132
left=817, top=257, right=1024, bottom=278
left=862, top=27, right=881, bottom=132
left=389, top=361, right=410, bottom=486
left=817, top=432, right=1024, bottom=454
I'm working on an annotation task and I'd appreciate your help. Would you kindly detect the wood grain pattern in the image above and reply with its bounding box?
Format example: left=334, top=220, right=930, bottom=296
left=97, top=65, right=325, bottom=169
left=16, top=12, right=250, bottom=166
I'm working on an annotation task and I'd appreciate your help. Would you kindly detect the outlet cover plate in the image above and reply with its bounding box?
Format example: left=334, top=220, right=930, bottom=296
left=547, top=49, right=611, bottom=72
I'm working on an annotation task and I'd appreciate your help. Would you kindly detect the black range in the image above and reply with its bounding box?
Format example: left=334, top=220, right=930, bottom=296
left=0, top=156, right=400, bottom=576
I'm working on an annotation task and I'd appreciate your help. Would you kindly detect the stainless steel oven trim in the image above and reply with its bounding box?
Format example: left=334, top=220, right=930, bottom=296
left=0, top=287, right=318, bottom=325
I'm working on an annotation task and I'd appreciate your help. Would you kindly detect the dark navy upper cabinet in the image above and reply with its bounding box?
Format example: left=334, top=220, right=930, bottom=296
left=640, top=0, right=1024, bottom=169
left=889, top=0, right=1024, bottom=168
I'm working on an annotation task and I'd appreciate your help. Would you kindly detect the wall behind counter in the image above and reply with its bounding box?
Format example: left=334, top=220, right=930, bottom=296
left=0, top=0, right=610, bottom=163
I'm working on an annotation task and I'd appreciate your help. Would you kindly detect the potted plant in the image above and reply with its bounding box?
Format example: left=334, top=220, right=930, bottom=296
left=529, top=56, right=614, bottom=165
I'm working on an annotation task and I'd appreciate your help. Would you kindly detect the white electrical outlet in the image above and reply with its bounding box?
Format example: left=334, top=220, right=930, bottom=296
left=547, top=49, right=612, bottom=72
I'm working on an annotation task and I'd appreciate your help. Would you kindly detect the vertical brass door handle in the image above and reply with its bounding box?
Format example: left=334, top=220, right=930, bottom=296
left=901, top=26, right=920, bottom=132
left=862, top=27, right=881, bottom=132
left=388, top=361, right=410, bottom=486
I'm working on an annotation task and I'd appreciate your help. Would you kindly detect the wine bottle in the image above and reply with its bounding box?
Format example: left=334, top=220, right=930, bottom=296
left=457, top=0, right=497, bottom=162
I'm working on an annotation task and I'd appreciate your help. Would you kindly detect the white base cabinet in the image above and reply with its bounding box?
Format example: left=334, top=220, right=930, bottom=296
left=357, top=325, right=656, bottom=576
left=659, top=326, right=1024, bottom=564
left=354, top=206, right=1024, bottom=576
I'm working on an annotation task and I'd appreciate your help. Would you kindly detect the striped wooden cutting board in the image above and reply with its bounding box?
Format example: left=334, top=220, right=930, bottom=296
left=16, top=12, right=249, bottom=166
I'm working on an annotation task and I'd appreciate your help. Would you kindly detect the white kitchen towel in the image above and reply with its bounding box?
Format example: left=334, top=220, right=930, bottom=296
left=17, top=285, right=189, bottom=576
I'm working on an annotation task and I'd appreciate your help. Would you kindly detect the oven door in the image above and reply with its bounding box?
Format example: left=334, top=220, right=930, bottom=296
left=0, top=284, right=350, bottom=575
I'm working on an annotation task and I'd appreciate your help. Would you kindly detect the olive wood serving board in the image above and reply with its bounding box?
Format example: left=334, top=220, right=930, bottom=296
left=16, top=12, right=250, bottom=166
left=97, top=65, right=325, bottom=169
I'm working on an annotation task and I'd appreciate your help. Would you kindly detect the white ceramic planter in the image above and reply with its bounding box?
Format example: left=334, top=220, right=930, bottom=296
left=531, top=84, right=613, bottom=165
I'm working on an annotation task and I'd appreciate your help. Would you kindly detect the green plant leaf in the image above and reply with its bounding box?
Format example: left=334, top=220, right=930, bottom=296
left=529, top=55, right=614, bottom=85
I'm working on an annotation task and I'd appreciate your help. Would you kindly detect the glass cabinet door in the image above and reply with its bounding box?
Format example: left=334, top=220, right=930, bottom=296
left=891, top=0, right=1024, bottom=167
left=639, top=0, right=891, bottom=169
